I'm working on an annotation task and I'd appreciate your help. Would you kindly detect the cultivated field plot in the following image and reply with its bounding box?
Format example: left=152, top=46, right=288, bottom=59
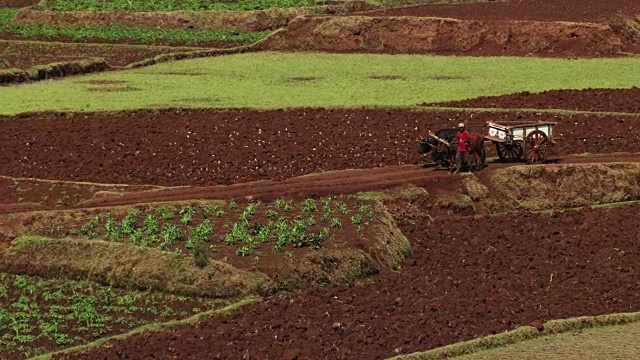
left=1, top=108, right=639, bottom=187
left=57, top=204, right=640, bottom=359
left=1, top=1, right=639, bottom=359
left=265, top=0, right=640, bottom=56
left=3, top=52, right=640, bottom=113
left=0, top=40, right=205, bottom=69
left=361, top=0, right=640, bottom=21
left=423, top=87, right=640, bottom=113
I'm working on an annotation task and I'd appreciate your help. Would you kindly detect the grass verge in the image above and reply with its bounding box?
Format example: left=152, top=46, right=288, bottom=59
left=2, top=52, right=640, bottom=114
left=488, top=163, right=640, bottom=211
left=1, top=236, right=274, bottom=298
left=29, top=295, right=260, bottom=360
left=451, top=322, right=640, bottom=360
left=390, top=312, right=640, bottom=360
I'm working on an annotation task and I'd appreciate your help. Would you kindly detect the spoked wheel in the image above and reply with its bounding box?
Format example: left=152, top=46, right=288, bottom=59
left=495, top=141, right=523, bottom=162
left=525, top=130, right=549, bottom=163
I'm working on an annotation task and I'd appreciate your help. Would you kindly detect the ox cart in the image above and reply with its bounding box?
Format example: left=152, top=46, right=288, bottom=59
left=485, top=121, right=557, bottom=163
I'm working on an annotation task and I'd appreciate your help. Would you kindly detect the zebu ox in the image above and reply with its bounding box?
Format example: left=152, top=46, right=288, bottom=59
left=418, top=128, right=486, bottom=171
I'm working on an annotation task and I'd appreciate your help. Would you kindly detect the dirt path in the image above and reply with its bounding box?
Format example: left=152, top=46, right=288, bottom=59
left=2, top=108, right=639, bottom=188
left=58, top=203, right=640, bottom=360
left=1, top=153, right=637, bottom=215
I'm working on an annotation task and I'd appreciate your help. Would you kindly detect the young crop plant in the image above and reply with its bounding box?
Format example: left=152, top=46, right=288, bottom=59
left=351, top=214, right=362, bottom=225
left=129, top=228, right=144, bottom=245
left=320, top=206, right=333, bottom=222
left=289, top=219, right=309, bottom=248
left=243, top=201, right=260, bottom=217
left=104, top=217, right=120, bottom=241
left=228, top=200, right=238, bottom=210
left=301, top=198, right=317, bottom=212
left=358, top=204, right=375, bottom=219
left=236, top=245, right=253, bottom=257
left=254, top=225, right=270, bottom=244
left=331, top=218, right=342, bottom=229
left=273, top=199, right=293, bottom=212
left=154, top=205, right=173, bottom=220
left=336, top=201, right=349, bottom=214
left=223, top=221, right=249, bottom=245
left=187, top=219, right=213, bottom=249
left=272, top=218, right=290, bottom=252
left=161, top=224, right=181, bottom=249
left=81, top=215, right=102, bottom=239
left=265, top=209, right=278, bottom=219
left=202, top=203, right=223, bottom=218
left=121, top=209, right=140, bottom=235
left=305, top=217, right=316, bottom=226
left=179, top=205, right=195, bottom=225
left=144, top=214, right=159, bottom=236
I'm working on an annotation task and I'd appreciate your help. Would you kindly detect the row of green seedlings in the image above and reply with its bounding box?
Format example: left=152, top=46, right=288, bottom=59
left=38, top=0, right=321, bottom=12
left=0, top=274, right=195, bottom=356
left=53, top=197, right=375, bottom=259
left=0, top=9, right=271, bottom=45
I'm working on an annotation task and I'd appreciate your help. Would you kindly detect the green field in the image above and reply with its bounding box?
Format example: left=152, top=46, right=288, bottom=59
left=2, top=52, right=640, bottom=114
left=450, top=322, right=640, bottom=360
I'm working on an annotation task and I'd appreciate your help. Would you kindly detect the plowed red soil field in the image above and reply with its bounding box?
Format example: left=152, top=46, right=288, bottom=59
left=1, top=108, right=638, bottom=187
left=59, top=204, right=640, bottom=360
left=362, top=0, right=640, bottom=22
left=425, top=87, right=640, bottom=113
left=0, top=40, right=206, bottom=69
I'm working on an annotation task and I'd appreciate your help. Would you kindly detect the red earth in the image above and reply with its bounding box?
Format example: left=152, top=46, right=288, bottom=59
left=0, top=40, right=208, bottom=69
left=1, top=108, right=638, bottom=187
left=423, top=87, right=640, bottom=113
left=58, top=203, right=640, bottom=360
left=361, top=0, right=640, bottom=22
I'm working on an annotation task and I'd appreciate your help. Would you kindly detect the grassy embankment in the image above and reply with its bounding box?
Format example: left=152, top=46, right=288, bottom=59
left=2, top=52, right=640, bottom=114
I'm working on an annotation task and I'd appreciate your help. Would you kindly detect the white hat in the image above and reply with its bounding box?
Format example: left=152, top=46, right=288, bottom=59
left=458, top=123, right=465, bottom=128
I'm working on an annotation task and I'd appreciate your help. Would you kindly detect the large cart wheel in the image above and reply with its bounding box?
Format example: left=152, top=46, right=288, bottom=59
left=495, top=141, right=523, bottom=162
left=525, top=130, right=549, bottom=163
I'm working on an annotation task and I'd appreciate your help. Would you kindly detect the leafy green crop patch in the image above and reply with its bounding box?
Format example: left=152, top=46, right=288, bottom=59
left=0, top=22, right=270, bottom=46
left=0, top=273, right=222, bottom=359
left=38, top=0, right=323, bottom=12
left=36, top=196, right=377, bottom=265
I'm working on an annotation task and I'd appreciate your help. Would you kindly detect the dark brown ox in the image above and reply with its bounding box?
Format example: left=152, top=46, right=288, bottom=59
left=419, top=128, right=486, bottom=171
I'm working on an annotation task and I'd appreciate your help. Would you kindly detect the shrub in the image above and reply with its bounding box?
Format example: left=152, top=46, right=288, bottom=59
left=193, top=241, right=210, bottom=268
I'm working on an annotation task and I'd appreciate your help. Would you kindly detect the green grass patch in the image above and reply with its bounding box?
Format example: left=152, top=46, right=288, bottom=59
left=38, top=0, right=323, bottom=12
left=449, top=322, right=640, bottom=360
left=3, top=52, right=640, bottom=114
left=391, top=312, right=640, bottom=360
left=0, top=8, right=19, bottom=25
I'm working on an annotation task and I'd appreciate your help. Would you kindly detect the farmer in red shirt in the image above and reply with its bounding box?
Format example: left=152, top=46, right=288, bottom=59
left=454, top=122, right=470, bottom=174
